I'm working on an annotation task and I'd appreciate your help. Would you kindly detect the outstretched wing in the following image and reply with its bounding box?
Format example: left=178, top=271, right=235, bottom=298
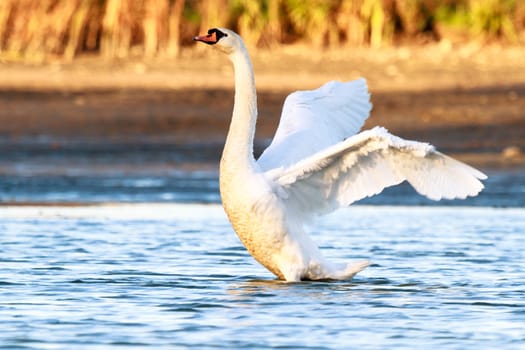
left=266, top=127, right=487, bottom=220
left=257, top=79, right=372, bottom=171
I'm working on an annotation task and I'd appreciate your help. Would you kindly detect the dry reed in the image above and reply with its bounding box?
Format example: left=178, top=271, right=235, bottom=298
left=0, top=0, right=523, bottom=62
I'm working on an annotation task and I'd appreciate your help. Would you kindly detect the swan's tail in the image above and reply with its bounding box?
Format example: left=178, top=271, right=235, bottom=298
left=329, top=260, right=370, bottom=280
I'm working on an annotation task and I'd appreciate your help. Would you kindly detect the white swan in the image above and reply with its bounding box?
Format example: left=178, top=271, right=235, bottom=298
left=194, top=28, right=487, bottom=282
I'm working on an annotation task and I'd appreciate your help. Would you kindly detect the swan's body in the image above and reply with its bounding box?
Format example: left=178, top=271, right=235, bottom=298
left=194, top=28, right=487, bottom=282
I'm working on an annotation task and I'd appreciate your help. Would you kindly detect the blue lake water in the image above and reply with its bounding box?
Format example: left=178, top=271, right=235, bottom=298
left=0, top=137, right=524, bottom=206
left=1, top=204, right=524, bottom=349
left=1, top=139, right=525, bottom=349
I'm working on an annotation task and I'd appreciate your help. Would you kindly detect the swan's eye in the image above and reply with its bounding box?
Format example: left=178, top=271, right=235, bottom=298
left=208, top=28, right=228, bottom=42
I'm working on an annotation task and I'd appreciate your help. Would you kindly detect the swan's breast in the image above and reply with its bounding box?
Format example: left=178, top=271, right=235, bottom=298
left=220, top=170, right=287, bottom=279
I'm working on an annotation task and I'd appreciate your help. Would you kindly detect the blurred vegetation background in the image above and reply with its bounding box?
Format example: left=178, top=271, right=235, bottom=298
left=0, top=0, right=524, bottom=62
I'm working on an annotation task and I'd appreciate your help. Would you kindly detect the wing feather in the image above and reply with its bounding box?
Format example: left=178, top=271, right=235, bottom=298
left=266, top=127, right=487, bottom=219
left=258, top=78, right=372, bottom=171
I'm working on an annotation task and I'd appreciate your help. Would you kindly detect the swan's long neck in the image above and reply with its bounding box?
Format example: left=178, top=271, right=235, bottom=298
left=222, top=46, right=257, bottom=167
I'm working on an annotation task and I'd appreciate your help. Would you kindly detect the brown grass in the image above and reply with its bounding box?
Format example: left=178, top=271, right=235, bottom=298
left=0, top=0, right=524, bottom=62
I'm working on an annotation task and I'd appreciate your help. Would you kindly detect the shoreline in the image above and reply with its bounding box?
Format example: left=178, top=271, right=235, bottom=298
left=1, top=44, right=525, bottom=92
left=0, top=44, right=524, bottom=169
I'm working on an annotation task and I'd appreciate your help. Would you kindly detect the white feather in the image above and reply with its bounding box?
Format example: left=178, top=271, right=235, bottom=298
left=197, top=28, right=487, bottom=282
left=258, top=79, right=372, bottom=170
left=266, top=127, right=486, bottom=220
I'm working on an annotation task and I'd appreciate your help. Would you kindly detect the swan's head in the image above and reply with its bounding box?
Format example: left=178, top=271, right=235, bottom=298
left=193, top=28, right=242, bottom=55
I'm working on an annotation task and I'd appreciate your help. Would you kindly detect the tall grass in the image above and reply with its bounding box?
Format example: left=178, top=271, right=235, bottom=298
left=0, top=0, right=523, bottom=61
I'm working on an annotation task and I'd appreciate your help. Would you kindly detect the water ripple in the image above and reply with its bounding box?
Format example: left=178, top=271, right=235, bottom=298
left=0, top=204, right=524, bottom=349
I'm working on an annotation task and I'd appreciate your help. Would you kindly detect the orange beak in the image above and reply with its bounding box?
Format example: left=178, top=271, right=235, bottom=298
left=193, top=32, right=217, bottom=45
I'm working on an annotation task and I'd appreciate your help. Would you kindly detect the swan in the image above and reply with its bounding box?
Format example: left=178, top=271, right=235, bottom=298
left=193, top=28, right=487, bottom=282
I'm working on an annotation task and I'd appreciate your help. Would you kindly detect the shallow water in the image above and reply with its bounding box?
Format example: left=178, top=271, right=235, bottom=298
left=1, top=137, right=524, bottom=348
left=1, top=204, right=524, bottom=349
left=1, top=137, right=524, bottom=206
